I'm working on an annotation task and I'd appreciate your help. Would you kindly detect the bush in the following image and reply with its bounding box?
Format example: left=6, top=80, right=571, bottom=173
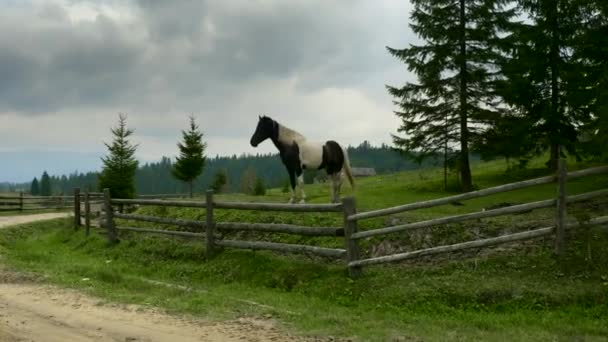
left=253, top=178, right=266, bottom=196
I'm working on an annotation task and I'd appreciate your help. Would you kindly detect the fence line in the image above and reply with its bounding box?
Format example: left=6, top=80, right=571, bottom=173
left=73, top=157, right=608, bottom=278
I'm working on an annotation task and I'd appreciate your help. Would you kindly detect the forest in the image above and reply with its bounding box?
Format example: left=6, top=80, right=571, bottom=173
left=1, top=141, right=441, bottom=195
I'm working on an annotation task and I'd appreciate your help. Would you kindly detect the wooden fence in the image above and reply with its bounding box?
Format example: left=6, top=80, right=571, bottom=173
left=76, top=189, right=347, bottom=260
left=0, top=193, right=73, bottom=212
left=73, top=159, right=608, bottom=278
left=343, top=161, right=608, bottom=276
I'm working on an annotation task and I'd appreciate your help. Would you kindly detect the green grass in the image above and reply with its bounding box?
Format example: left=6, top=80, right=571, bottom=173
left=1, top=218, right=607, bottom=341
left=1, top=156, right=608, bottom=341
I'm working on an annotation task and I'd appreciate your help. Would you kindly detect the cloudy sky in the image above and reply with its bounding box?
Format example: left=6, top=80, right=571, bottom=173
left=0, top=0, right=416, bottom=182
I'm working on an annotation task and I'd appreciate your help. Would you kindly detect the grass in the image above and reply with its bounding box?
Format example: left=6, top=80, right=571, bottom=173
left=1, top=219, right=607, bottom=341
left=1, top=156, right=608, bottom=341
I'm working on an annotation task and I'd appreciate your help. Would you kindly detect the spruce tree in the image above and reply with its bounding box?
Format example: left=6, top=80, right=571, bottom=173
left=387, top=0, right=515, bottom=191
left=253, top=178, right=266, bottom=196
left=210, top=169, right=228, bottom=193
left=40, top=171, right=52, bottom=196
left=498, top=0, right=591, bottom=169
left=30, top=177, right=40, bottom=196
left=98, top=114, right=139, bottom=199
left=172, top=116, right=207, bottom=198
left=569, top=0, right=608, bottom=161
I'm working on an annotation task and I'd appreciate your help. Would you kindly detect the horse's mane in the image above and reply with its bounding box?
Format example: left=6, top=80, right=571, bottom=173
left=277, top=121, right=306, bottom=144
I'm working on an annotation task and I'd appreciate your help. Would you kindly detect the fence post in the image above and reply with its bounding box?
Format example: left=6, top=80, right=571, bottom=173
left=103, top=188, right=117, bottom=243
left=74, top=188, right=81, bottom=229
left=19, top=191, right=23, bottom=212
left=205, top=190, right=216, bottom=258
left=84, top=191, right=91, bottom=237
left=555, top=153, right=567, bottom=256
left=342, top=197, right=362, bottom=278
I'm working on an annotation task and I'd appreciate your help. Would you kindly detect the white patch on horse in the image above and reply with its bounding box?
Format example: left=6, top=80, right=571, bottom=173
left=297, top=174, right=306, bottom=204
left=298, top=141, right=323, bottom=170
left=278, top=125, right=305, bottom=145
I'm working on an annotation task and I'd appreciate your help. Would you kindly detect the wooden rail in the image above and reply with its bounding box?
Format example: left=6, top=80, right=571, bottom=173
left=86, top=188, right=347, bottom=262
left=111, top=198, right=206, bottom=208
left=215, top=240, right=346, bottom=259
left=72, top=159, right=608, bottom=278
left=213, top=201, right=343, bottom=212
left=216, top=222, right=343, bottom=236
left=116, top=226, right=204, bottom=239
left=114, top=213, right=206, bottom=229
left=350, top=215, right=608, bottom=267
left=351, top=189, right=608, bottom=240
left=1, top=193, right=73, bottom=212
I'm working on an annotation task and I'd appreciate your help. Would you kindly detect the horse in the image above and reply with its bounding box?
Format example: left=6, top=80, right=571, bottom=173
left=250, top=115, right=355, bottom=204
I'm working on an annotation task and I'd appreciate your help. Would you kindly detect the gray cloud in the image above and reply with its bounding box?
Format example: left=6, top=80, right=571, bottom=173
left=0, top=0, right=417, bottom=181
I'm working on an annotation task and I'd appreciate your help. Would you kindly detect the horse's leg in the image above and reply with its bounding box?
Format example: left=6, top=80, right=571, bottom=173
left=329, top=173, right=339, bottom=203
left=297, top=174, right=306, bottom=204
left=288, top=170, right=296, bottom=204
left=335, top=172, right=343, bottom=201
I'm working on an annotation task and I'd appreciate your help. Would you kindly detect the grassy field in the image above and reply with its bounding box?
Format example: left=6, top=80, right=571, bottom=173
left=1, top=156, right=608, bottom=341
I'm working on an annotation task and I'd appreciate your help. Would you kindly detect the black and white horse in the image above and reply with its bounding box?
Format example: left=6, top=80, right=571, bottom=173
left=250, top=115, right=355, bottom=203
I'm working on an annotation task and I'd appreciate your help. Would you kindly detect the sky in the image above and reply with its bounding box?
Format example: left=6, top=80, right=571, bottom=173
left=0, top=0, right=417, bottom=183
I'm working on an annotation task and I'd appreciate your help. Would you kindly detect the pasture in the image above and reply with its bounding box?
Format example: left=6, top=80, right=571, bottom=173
left=1, top=156, right=608, bottom=341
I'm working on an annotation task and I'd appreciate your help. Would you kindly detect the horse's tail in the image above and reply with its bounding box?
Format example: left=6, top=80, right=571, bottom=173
left=341, top=146, right=355, bottom=190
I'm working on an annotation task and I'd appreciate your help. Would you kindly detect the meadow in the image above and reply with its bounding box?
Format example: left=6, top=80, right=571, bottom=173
left=1, top=156, right=607, bottom=341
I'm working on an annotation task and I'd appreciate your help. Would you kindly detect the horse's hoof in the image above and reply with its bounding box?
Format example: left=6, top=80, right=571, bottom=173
left=287, top=198, right=295, bottom=204
left=298, top=199, right=306, bottom=204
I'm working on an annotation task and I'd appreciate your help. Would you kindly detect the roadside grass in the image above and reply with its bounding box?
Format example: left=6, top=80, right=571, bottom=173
left=1, top=156, right=608, bottom=340
left=1, top=218, right=607, bottom=341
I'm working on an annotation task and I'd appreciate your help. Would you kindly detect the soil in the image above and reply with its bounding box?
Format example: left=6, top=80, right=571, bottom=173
left=0, top=214, right=321, bottom=342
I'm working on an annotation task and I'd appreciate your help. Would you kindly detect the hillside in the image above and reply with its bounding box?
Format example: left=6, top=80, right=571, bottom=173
left=1, top=156, right=607, bottom=341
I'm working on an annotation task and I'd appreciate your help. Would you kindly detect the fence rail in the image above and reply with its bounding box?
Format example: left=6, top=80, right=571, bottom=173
left=77, top=189, right=347, bottom=262
left=72, top=156, right=608, bottom=278
left=0, top=192, right=74, bottom=212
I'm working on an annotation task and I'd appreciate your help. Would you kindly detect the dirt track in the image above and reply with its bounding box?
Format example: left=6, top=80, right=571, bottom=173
left=0, top=213, right=70, bottom=229
left=0, top=214, right=314, bottom=342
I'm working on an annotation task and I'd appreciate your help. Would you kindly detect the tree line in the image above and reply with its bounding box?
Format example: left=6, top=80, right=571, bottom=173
left=3, top=140, right=436, bottom=196
left=388, top=0, right=607, bottom=191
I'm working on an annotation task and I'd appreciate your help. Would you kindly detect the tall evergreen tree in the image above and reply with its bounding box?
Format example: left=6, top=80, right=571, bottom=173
left=569, top=0, right=608, bottom=161
left=171, top=116, right=207, bottom=198
left=210, top=169, right=228, bottom=193
left=98, top=114, right=139, bottom=199
left=40, top=171, right=52, bottom=196
left=387, top=0, right=515, bottom=191
left=498, top=0, right=591, bottom=169
left=30, top=177, right=40, bottom=196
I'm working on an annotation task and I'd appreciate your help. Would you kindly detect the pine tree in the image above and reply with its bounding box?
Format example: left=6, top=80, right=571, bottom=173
left=498, top=0, right=591, bottom=169
left=172, top=116, right=207, bottom=198
left=210, top=169, right=228, bottom=193
left=30, top=177, right=40, bottom=196
left=253, top=178, right=266, bottom=196
left=387, top=0, right=516, bottom=191
left=569, top=1, right=608, bottom=161
left=40, top=171, right=52, bottom=196
left=98, top=114, right=139, bottom=199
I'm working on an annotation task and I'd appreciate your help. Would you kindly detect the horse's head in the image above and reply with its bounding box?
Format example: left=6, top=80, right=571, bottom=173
left=250, top=115, right=275, bottom=147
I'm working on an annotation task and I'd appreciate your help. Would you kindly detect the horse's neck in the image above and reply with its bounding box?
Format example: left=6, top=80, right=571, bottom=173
left=277, top=124, right=306, bottom=145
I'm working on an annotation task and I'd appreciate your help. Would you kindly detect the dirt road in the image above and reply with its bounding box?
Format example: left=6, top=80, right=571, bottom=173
left=0, top=215, right=316, bottom=342
left=0, top=282, right=309, bottom=342
left=0, top=213, right=70, bottom=229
